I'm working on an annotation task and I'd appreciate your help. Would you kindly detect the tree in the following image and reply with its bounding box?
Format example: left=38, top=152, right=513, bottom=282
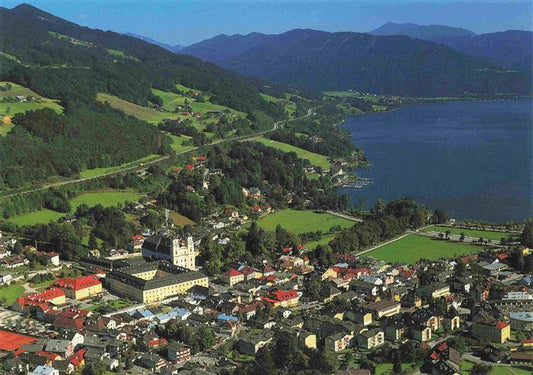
left=445, top=230, right=451, bottom=240
left=521, top=221, right=533, bottom=247
left=471, top=363, right=491, bottom=375
left=196, top=325, right=215, bottom=351
left=392, top=350, right=402, bottom=374
left=433, top=209, right=450, bottom=224
left=88, top=231, right=98, bottom=250
left=459, top=232, right=465, bottom=242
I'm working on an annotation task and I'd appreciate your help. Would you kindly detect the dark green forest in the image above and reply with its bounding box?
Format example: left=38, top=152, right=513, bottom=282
left=0, top=4, right=285, bottom=189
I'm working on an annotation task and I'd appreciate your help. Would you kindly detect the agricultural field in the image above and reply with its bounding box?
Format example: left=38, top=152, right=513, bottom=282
left=365, top=234, right=483, bottom=264
left=0, top=283, right=25, bottom=306
left=167, top=133, right=196, bottom=153
left=79, top=153, right=160, bottom=178
left=260, top=93, right=298, bottom=117
left=8, top=190, right=142, bottom=226
left=255, top=137, right=331, bottom=171
left=423, top=225, right=519, bottom=241
left=170, top=211, right=195, bottom=226
left=153, top=87, right=241, bottom=115
left=257, top=209, right=355, bottom=235
left=96, top=93, right=177, bottom=124
left=0, top=81, right=64, bottom=135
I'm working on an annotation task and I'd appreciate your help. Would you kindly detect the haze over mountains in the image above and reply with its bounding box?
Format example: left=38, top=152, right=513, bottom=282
left=124, top=32, right=183, bottom=52
left=180, top=27, right=531, bottom=95
left=369, top=22, right=533, bottom=71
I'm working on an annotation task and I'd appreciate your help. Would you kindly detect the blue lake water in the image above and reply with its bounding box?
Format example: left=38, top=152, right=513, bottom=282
left=340, top=99, right=533, bottom=222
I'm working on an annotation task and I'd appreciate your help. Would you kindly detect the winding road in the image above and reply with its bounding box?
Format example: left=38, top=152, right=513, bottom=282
left=0, top=107, right=316, bottom=200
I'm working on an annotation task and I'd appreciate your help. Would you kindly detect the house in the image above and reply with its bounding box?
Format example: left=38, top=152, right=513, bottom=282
left=509, top=352, right=533, bottom=365
left=350, top=279, right=380, bottom=296
left=412, top=325, right=432, bottom=342
left=482, top=262, right=508, bottom=275
left=384, top=321, right=406, bottom=342
left=325, top=332, right=353, bottom=352
left=53, top=309, right=89, bottom=331
left=471, top=321, right=511, bottom=344
left=344, top=310, right=372, bottom=326
left=510, top=311, right=533, bottom=331
left=363, top=299, right=401, bottom=318
left=13, top=288, right=66, bottom=312
left=137, top=353, right=166, bottom=373
left=167, top=341, right=191, bottom=363
left=443, top=313, right=461, bottom=332
left=238, top=331, right=274, bottom=355
left=221, top=269, right=244, bottom=286
left=296, top=331, right=316, bottom=350
left=266, top=289, right=300, bottom=308
left=320, top=283, right=342, bottom=303
left=37, top=251, right=60, bottom=266
left=28, top=366, right=59, bottom=375
left=357, top=329, right=384, bottom=349
left=52, top=275, right=102, bottom=300
left=418, top=282, right=450, bottom=299
left=44, top=339, right=74, bottom=359
left=0, top=271, right=12, bottom=285
left=450, top=277, right=472, bottom=293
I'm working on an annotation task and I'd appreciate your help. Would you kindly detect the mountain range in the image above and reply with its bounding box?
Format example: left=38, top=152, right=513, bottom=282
left=124, top=32, right=183, bottom=52
left=369, top=22, right=532, bottom=71
left=181, top=28, right=531, bottom=95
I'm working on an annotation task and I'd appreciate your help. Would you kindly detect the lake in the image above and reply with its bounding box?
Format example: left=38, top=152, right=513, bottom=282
left=341, top=99, right=533, bottom=222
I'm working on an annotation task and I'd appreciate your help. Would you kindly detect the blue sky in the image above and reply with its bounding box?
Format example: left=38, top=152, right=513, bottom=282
left=4, top=1, right=532, bottom=45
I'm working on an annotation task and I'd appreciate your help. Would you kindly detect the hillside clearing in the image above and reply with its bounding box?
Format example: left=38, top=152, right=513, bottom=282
left=255, top=137, right=331, bottom=170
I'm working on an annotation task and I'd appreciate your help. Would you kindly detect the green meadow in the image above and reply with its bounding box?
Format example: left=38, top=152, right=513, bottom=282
left=0, top=81, right=64, bottom=136
left=423, top=225, right=519, bottom=241
left=79, top=153, right=160, bottom=178
left=257, top=209, right=355, bottom=235
left=255, top=137, right=331, bottom=170
left=365, top=234, right=483, bottom=264
left=8, top=190, right=142, bottom=226
left=0, top=283, right=25, bottom=305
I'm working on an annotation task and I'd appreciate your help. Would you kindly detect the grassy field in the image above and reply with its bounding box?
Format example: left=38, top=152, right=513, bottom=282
left=8, top=209, right=65, bottom=226
left=79, top=153, right=160, bottom=178
left=461, top=361, right=532, bottom=375
left=257, top=209, right=355, bottom=235
left=255, top=137, right=331, bottom=170
left=375, top=363, right=414, bottom=375
left=423, top=226, right=519, bottom=241
left=69, top=190, right=142, bottom=209
left=86, top=298, right=131, bottom=312
left=0, top=283, right=24, bottom=306
left=153, top=88, right=241, bottom=115
left=365, top=234, right=483, bottom=264
left=302, top=234, right=335, bottom=249
left=8, top=190, right=142, bottom=226
left=0, top=81, right=63, bottom=135
left=166, top=133, right=196, bottom=153
left=170, top=211, right=195, bottom=226
left=97, top=93, right=178, bottom=124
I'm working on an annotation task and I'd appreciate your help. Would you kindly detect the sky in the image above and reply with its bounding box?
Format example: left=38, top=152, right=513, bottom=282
left=4, top=1, right=532, bottom=46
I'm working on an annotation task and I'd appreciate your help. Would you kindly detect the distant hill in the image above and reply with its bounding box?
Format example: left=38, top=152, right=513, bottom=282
left=124, top=32, right=183, bottom=52
left=435, top=30, right=533, bottom=71
left=181, top=28, right=531, bottom=96
left=370, top=23, right=532, bottom=71
left=0, top=4, right=283, bottom=188
left=370, top=22, right=476, bottom=40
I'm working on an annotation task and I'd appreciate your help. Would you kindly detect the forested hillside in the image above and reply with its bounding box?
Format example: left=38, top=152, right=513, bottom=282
left=182, top=29, right=531, bottom=95
left=0, top=4, right=283, bottom=189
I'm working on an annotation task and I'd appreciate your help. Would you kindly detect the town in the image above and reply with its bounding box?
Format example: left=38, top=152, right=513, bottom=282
left=0, top=203, right=531, bottom=375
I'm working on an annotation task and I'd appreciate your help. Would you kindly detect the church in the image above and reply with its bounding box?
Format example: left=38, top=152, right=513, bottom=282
left=141, top=235, right=196, bottom=270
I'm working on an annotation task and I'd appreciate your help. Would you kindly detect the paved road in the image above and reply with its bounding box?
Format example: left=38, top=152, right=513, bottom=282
left=0, top=108, right=316, bottom=199
left=323, top=210, right=362, bottom=223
